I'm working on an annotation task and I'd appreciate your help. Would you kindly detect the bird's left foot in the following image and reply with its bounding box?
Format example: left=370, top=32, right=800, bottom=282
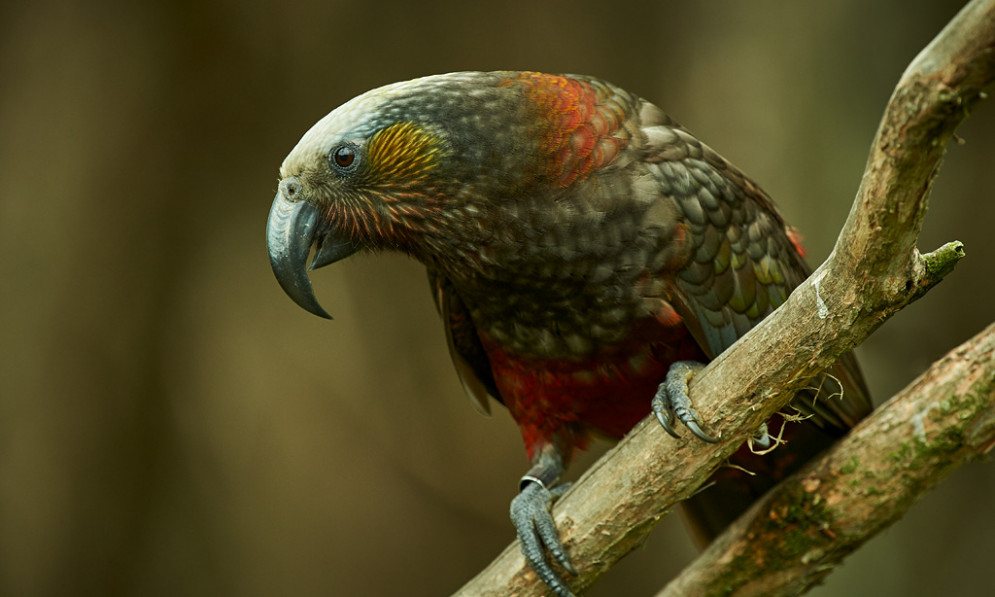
left=652, top=360, right=719, bottom=443
left=510, top=478, right=577, bottom=597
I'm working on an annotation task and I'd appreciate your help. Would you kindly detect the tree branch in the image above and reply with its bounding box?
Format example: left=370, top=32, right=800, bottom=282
left=453, top=1, right=995, bottom=595
left=657, top=322, right=995, bottom=597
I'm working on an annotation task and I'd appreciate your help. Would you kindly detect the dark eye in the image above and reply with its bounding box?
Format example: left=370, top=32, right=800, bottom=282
left=331, top=145, right=357, bottom=170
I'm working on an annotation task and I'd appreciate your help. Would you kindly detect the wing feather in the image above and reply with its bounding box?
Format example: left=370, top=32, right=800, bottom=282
left=640, top=108, right=872, bottom=431
left=427, top=267, right=501, bottom=415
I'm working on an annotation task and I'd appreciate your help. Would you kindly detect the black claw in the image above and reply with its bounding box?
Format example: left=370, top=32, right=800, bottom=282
left=685, top=419, right=719, bottom=443
left=653, top=407, right=681, bottom=439
left=652, top=394, right=681, bottom=438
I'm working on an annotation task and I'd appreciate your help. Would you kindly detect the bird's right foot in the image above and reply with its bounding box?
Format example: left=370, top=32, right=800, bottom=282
left=652, top=360, right=719, bottom=443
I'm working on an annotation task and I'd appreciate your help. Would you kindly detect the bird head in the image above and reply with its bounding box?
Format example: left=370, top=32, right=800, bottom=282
left=266, top=74, right=464, bottom=319
left=267, top=71, right=636, bottom=318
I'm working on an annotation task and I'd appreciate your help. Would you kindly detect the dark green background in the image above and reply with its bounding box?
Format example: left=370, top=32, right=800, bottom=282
left=2, top=1, right=992, bottom=595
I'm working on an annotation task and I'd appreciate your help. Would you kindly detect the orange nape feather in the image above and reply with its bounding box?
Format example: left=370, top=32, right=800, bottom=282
left=505, top=72, right=629, bottom=188
left=364, top=121, right=444, bottom=188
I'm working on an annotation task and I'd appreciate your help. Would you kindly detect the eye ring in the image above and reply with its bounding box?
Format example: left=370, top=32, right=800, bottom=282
left=330, top=144, right=358, bottom=172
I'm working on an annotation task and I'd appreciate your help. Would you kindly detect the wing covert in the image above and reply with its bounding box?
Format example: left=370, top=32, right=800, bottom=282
left=639, top=107, right=872, bottom=430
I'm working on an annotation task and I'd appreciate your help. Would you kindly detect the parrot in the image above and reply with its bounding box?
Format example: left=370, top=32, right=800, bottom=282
left=266, top=71, right=872, bottom=597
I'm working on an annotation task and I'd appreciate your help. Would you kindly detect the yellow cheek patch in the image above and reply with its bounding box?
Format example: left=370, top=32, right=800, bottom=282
left=364, top=121, right=443, bottom=186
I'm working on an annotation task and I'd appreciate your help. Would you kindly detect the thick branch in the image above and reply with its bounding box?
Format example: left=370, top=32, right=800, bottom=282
left=454, top=1, right=995, bottom=595
left=657, top=322, right=995, bottom=597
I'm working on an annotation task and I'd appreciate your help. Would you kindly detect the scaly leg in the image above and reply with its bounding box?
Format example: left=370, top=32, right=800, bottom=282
left=509, top=443, right=577, bottom=597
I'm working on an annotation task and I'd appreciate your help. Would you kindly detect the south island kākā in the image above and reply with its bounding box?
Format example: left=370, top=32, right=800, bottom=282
left=266, top=71, right=872, bottom=597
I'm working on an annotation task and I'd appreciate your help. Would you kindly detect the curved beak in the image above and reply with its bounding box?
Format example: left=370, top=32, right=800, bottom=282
left=266, top=186, right=360, bottom=319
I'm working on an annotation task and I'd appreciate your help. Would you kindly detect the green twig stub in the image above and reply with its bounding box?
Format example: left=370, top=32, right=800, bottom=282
left=923, top=240, right=966, bottom=277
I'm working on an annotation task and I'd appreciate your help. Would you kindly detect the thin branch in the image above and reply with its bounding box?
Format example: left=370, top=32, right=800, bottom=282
left=657, top=322, right=995, bottom=597
left=453, top=1, right=995, bottom=595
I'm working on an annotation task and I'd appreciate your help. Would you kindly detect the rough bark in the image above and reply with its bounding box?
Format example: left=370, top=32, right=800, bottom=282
left=657, top=322, right=995, bottom=597
left=453, top=1, right=995, bottom=595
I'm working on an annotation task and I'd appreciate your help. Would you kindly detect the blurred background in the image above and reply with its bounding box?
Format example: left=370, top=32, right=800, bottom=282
left=1, top=0, right=993, bottom=595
